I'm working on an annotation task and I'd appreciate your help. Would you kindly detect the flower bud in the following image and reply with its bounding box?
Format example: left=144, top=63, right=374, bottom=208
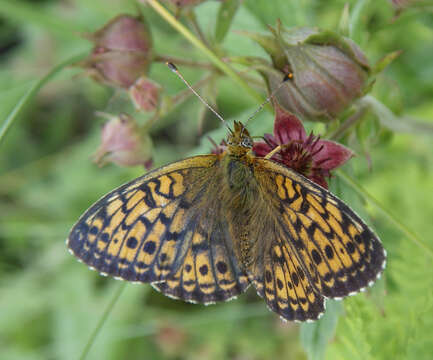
left=94, top=113, right=153, bottom=169
left=129, top=77, right=162, bottom=112
left=80, top=15, right=153, bottom=89
left=247, top=26, right=370, bottom=122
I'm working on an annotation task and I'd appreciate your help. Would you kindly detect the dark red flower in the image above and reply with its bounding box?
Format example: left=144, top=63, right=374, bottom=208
left=253, top=104, right=353, bottom=188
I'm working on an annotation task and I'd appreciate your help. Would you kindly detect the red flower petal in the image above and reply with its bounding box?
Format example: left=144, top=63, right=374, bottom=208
left=263, top=133, right=277, bottom=146
left=313, top=140, right=354, bottom=171
left=253, top=142, right=273, bottom=157
left=274, top=103, right=306, bottom=143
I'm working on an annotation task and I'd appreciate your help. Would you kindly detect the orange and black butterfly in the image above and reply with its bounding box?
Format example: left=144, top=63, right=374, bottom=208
left=67, top=120, right=386, bottom=322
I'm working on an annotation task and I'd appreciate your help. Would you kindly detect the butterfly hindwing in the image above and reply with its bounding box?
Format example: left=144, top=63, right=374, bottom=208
left=68, top=155, right=249, bottom=302
left=244, top=189, right=325, bottom=321
left=253, top=159, right=386, bottom=299
left=152, top=215, right=250, bottom=304
left=251, top=230, right=326, bottom=321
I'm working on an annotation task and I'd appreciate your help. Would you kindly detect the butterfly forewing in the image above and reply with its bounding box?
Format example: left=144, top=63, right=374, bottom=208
left=249, top=159, right=386, bottom=320
left=68, top=155, right=249, bottom=302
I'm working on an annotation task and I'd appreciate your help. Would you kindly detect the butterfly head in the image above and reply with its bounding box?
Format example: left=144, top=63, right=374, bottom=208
left=226, top=121, right=253, bottom=157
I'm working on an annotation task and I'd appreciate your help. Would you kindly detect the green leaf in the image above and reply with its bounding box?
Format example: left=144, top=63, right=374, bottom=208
left=361, top=95, right=433, bottom=135
left=338, top=3, right=350, bottom=37
left=215, top=0, right=240, bottom=43
left=243, top=0, right=312, bottom=28
left=372, top=51, right=402, bottom=75
left=0, top=0, right=81, bottom=34
left=349, top=0, right=371, bottom=43
left=145, top=0, right=264, bottom=104
left=300, top=300, right=344, bottom=360
left=79, top=283, right=126, bottom=360
left=0, top=53, right=85, bottom=146
left=337, top=169, right=433, bottom=259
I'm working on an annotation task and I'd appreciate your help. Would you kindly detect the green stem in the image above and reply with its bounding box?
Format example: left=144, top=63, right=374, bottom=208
left=79, top=283, right=126, bottom=360
left=154, top=55, right=214, bottom=70
left=327, top=106, right=367, bottom=141
left=337, top=170, right=433, bottom=259
left=349, top=0, right=371, bottom=43
left=185, top=9, right=211, bottom=48
left=147, top=74, right=215, bottom=132
left=143, top=0, right=265, bottom=105
left=0, top=53, right=85, bottom=147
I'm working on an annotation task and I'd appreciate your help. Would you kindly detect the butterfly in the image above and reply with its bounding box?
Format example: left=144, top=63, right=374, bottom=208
left=67, top=121, right=386, bottom=322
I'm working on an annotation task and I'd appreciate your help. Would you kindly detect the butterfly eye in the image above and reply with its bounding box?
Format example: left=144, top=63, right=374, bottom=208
left=241, top=137, right=253, bottom=148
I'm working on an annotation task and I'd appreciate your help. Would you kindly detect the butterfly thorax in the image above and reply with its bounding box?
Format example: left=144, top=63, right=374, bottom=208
left=220, top=153, right=256, bottom=271
left=220, top=122, right=260, bottom=271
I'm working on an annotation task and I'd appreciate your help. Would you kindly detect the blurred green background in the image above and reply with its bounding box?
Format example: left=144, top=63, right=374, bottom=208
left=1, top=0, right=432, bottom=359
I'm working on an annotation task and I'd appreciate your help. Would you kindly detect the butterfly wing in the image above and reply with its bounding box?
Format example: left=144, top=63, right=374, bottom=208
left=67, top=155, right=249, bottom=303
left=152, top=214, right=250, bottom=304
left=249, top=159, right=386, bottom=321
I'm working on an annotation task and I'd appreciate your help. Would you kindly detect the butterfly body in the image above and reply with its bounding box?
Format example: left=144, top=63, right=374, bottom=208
left=68, top=121, right=386, bottom=321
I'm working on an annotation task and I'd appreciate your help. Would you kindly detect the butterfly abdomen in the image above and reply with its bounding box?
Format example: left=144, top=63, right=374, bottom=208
left=221, top=155, right=260, bottom=270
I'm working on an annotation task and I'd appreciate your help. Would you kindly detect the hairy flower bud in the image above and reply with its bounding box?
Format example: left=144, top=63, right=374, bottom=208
left=80, top=15, right=153, bottom=89
left=248, top=26, right=370, bottom=122
left=129, top=77, right=161, bottom=112
left=94, top=113, right=153, bottom=169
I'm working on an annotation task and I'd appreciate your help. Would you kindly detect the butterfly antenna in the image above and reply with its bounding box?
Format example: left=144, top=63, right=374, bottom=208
left=167, top=62, right=232, bottom=133
left=245, top=73, right=292, bottom=125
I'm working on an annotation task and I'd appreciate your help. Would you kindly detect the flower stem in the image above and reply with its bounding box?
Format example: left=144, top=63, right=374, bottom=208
left=337, top=170, right=433, bottom=259
left=185, top=9, right=211, bottom=48
left=328, top=106, right=367, bottom=140
left=143, top=0, right=265, bottom=105
left=0, top=53, right=85, bottom=146
left=154, top=55, right=214, bottom=70
left=349, top=0, right=371, bottom=42
left=79, top=283, right=127, bottom=360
